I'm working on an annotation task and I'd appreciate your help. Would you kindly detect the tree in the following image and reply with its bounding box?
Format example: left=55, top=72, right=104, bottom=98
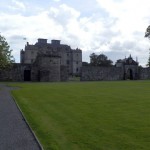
left=90, top=53, right=113, bottom=67
left=146, top=48, right=150, bottom=67
left=90, top=53, right=98, bottom=66
left=145, top=25, right=150, bottom=38
left=82, top=62, right=89, bottom=66
left=145, top=26, right=150, bottom=67
left=0, top=34, right=14, bottom=70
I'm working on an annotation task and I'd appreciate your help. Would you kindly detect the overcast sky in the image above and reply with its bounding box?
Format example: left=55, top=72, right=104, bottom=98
left=1, top=0, right=150, bottom=66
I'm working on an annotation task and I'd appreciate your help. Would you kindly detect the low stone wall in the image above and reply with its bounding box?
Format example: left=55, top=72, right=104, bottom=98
left=2, top=64, right=150, bottom=82
left=81, top=66, right=123, bottom=81
left=138, top=67, right=150, bottom=80
left=0, top=63, right=30, bottom=81
left=0, top=69, right=14, bottom=81
left=0, top=63, right=69, bottom=82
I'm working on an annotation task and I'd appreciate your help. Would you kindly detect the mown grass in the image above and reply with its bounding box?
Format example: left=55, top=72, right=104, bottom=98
left=10, top=81, right=150, bottom=150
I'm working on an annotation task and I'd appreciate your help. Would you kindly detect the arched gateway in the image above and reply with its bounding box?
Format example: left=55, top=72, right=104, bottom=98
left=116, top=55, right=139, bottom=80
left=126, top=68, right=133, bottom=80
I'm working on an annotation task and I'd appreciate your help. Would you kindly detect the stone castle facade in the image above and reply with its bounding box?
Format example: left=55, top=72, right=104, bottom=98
left=0, top=39, right=82, bottom=82
left=21, top=39, right=82, bottom=76
left=0, top=38, right=150, bottom=82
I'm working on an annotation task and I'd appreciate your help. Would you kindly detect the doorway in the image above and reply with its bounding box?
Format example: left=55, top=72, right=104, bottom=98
left=24, top=70, right=31, bottom=81
left=127, top=69, right=133, bottom=80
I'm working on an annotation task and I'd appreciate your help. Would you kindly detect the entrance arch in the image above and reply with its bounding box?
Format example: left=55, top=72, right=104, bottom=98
left=127, top=69, right=133, bottom=80
left=24, top=70, right=31, bottom=81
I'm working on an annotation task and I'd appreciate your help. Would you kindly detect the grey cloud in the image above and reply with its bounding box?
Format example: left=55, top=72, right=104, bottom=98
left=0, top=26, right=15, bottom=33
left=0, top=22, right=18, bottom=33
left=109, top=40, right=139, bottom=52
left=48, top=5, right=80, bottom=25
left=133, top=31, right=144, bottom=37
left=9, top=35, right=26, bottom=41
left=122, top=41, right=137, bottom=50
left=82, top=50, right=130, bottom=65
left=105, top=51, right=130, bottom=64
left=0, top=1, right=149, bottom=66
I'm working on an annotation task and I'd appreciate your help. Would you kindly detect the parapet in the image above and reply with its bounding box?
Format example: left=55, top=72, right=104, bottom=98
left=37, top=38, right=47, bottom=44
left=51, top=40, right=61, bottom=45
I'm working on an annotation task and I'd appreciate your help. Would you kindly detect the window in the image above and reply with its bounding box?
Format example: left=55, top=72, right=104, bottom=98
left=67, top=60, right=70, bottom=65
left=76, top=68, right=78, bottom=72
left=76, top=61, right=78, bottom=64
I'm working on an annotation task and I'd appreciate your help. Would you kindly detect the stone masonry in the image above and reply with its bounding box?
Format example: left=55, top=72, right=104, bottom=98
left=1, top=46, right=150, bottom=82
left=81, top=55, right=150, bottom=81
left=20, top=39, right=82, bottom=76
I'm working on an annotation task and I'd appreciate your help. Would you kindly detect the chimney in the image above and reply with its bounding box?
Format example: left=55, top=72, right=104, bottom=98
left=51, top=40, right=60, bottom=45
left=38, top=38, right=47, bottom=44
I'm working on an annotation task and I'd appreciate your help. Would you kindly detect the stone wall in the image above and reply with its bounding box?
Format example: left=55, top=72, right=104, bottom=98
left=1, top=63, right=150, bottom=82
left=0, top=63, right=30, bottom=81
left=81, top=66, right=123, bottom=81
left=0, top=69, right=15, bottom=81
left=0, top=61, right=69, bottom=82
left=71, top=49, right=82, bottom=76
left=124, top=65, right=139, bottom=80
left=138, top=67, right=150, bottom=80
left=60, top=66, right=68, bottom=81
left=32, top=54, right=61, bottom=82
left=21, top=39, right=82, bottom=76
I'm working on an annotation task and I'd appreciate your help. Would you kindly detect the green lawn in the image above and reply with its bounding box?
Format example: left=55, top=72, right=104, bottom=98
left=11, top=81, right=150, bottom=150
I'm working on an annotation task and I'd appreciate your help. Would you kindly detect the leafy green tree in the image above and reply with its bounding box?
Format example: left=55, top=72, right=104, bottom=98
left=82, top=62, right=89, bottom=66
left=145, top=26, right=150, bottom=67
left=90, top=53, right=113, bottom=67
left=0, top=34, right=14, bottom=70
left=146, top=49, right=150, bottom=67
left=90, top=53, right=98, bottom=66
left=145, top=25, right=150, bottom=38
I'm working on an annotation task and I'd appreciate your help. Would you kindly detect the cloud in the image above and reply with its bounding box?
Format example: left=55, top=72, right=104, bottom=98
left=48, top=4, right=80, bottom=25
left=0, top=0, right=150, bottom=66
left=9, top=0, right=26, bottom=11
left=53, top=0, right=61, bottom=2
left=96, top=0, right=150, bottom=34
left=46, top=4, right=121, bottom=52
left=95, top=0, right=150, bottom=65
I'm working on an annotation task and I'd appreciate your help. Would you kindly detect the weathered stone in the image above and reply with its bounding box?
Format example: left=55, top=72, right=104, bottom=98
left=81, top=66, right=123, bottom=81
left=81, top=55, right=150, bottom=81
left=1, top=48, right=150, bottom=82
left=0, top=39, right=82, bottom=82
left=20, top=38, right=82, bottom=76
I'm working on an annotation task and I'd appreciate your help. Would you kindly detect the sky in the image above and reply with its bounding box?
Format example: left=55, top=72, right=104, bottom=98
left=0, top=0, right=150, bottom=66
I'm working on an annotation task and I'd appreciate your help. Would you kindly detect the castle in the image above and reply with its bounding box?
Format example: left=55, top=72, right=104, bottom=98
left=0, top=38, right=150, bottom=82
left=20, top=39, right=82, bottom=76
left=0, top=39, right=82, bottom=82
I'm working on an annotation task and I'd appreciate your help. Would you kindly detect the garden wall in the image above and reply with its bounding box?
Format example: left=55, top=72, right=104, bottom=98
left=81, top=66, right=123, bottom=81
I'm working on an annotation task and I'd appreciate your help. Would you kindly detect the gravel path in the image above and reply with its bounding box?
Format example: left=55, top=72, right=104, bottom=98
left=0, top=84, right=42, bottom=150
